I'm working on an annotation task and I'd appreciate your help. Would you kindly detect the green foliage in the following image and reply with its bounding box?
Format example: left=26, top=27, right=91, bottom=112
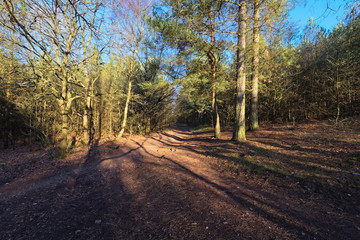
left=131, top=62, right=175, bottom=134
left=271, top=13, right=360, bottom=122
left=174, top=57, right=228, bottom=126
left=0, top=0, right=359, bottom=153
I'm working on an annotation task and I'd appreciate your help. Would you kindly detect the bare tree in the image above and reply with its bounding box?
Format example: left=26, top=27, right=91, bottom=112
left=110, top=0, right=152, bottom=139
left=79, top=0, right=103, bottom=144
left=1, top=0, right=101, bottom=154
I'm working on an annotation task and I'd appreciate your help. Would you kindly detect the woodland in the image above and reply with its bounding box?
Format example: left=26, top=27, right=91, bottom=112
left=0, top=0, right=360, bottom=239
left=0, top=0, right=359, bottom=150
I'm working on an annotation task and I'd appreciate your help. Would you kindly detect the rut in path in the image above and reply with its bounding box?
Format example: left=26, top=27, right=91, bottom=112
left=0, top=124, right=359, bottom=240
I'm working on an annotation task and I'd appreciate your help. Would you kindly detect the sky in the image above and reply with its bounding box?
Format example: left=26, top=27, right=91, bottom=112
left=289, top=0, right=350, bottom=32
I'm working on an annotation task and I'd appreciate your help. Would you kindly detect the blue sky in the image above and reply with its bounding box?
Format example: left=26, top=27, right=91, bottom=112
left=289, top=0, right=349, bottom=32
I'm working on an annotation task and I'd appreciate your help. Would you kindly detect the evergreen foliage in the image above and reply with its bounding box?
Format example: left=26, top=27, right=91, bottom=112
left=0, top=0, right=359, bottom=150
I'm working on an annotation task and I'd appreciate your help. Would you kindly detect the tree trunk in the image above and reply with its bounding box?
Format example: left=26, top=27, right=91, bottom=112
left=98, top=87, right=103, bottom=139
left=81, top=22, right=95, bottom=144
left=250, top=0, right=260, bottom=131
left=117, top=80, right=132, bottom=139
left=90, top=98, right=95, bottom=141
left=52, top=118, right=56, bottom=147
left=109, top=102, right=113, bottom=137
left=116, top=40, right=140, bottom=140
left=59, top=96, right=69, bottom=155
left=58, top=61, right=71, bottom=155
left=56, top=11, right=70, bottom=155
left=209, top=12, right=221, bottom=138
left=233, top=0, right=247, bottom=141
left=212, top=87, right=221, bottom=138
left=83, top=80, right=91, bottom=144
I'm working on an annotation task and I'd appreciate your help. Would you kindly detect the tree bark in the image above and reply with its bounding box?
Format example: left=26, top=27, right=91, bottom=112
left=117, top=80, right=132, bottom=139
left=109, top=101, right=113, bottom=136
left=58, top=45, right=76, bottom=154
left=59, top=77, right=70, bottom=155
left=98, top=77, right=103, bottom=139
left=83, top=72, right=92, bottom=144
left=212, top=87, right=221, bottom=138
left=209, top=12, right=221, bottom=138
left=233, top=0, right=247, bottom=141
left=250, top=0, right=260, bottom=130
left=116, top=39, right=141, bottom=139
left=81, top=9, right=97, bottom=144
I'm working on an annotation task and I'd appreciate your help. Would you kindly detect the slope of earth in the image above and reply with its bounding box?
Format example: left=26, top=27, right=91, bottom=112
left=0, top=122, right=359, bottom=239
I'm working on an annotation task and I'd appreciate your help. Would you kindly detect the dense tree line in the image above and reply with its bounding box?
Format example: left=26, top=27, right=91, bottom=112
left=171, top=0, right=360, bottom=130
left=0, top=0, right=359, bottom=153
left=0, top=0, right=174, bottom=154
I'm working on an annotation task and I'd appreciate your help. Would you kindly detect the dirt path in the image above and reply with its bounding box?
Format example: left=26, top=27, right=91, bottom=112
left=1, top=124, right=359, bottom=239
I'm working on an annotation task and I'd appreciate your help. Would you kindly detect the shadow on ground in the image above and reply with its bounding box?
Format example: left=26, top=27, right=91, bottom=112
left=0, top=123, right=359, bottom=239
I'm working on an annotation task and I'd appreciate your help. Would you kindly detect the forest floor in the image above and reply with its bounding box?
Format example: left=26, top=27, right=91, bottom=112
left=0, top=120, right=360, bottom=239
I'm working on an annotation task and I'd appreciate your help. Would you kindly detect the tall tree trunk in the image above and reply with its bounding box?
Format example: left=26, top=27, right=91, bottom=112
left=109, top=102, right=113, bottom=137
left=90, top=98, right=95, bottom=141
left=55, top=8, right=69, bottom=155
left=58, top=50, right=76, bottom=154
left=209, top=12, right=221, bottom=138
left=116, top=39, right=141, bottom=140
left=250, top=0, right=260, bottom=130
left=212, top=87, right=221, bottom=138
left=98, top=79, right=103, bottom=139
left=57, top=51, right=73, bottom=154
left=233, top=0, right=247, bottom=141
left=81, top=18, right=94, bottom=144
left=82, top=43, right=90, bottom=143
left=59, top=78, right=69, bottom=155
left=116, top=80, right=132, bottom=139
left=83, top=75, right=91, bottom=144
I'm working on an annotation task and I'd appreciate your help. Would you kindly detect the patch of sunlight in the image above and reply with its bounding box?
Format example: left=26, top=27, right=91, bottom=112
left=190, top=125, right=213, bottom=133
